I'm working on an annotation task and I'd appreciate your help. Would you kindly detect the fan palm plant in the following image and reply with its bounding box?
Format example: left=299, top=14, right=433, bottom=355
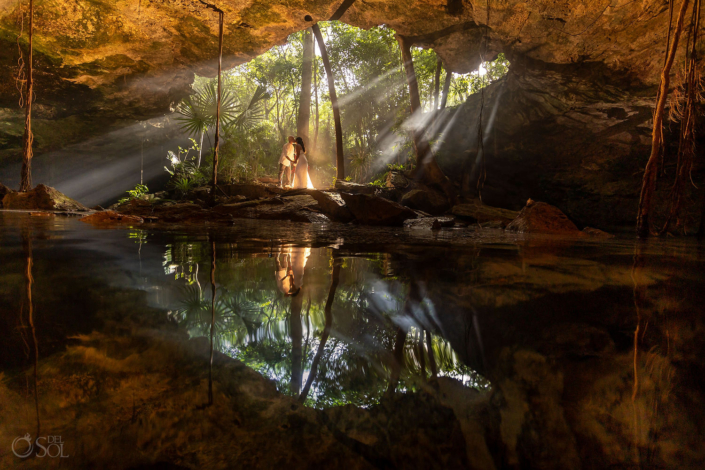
left=175, top=82, right=268, bottom=168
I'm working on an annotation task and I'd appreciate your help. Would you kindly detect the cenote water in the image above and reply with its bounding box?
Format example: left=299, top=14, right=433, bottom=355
left=1, top=211, right=704, bottom=469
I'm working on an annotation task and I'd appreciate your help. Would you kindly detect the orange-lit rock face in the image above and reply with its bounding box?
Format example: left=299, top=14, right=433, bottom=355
left=0, top=0, right=675, bottom=116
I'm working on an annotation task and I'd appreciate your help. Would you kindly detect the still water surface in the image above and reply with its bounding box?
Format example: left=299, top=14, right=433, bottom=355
left=1, top=211, right=703, bottom=469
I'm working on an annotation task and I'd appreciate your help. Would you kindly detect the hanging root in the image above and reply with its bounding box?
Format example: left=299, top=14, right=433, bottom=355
left=475, top=0, right=491, bottom=202
left=661, top=0, right=703, bottom=234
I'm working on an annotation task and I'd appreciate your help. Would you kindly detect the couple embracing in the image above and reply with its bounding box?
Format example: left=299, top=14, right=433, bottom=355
left=278, top=136, right=313, bottom=189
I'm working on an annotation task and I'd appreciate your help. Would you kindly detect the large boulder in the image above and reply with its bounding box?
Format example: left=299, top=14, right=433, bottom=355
left=219, top=183, right=285, bottom=199
left=401, top=188, right=450, bottom=215
left=340, top=193, right=417, bottom=226
left=385, top=170, right=415, bottom=190
left=2, top=184, right=89, bottom=211
left=505, top=200, right=580, bottom=234
left=0, top=183, right=14, bottom=208
left=334, top=180, right=376, bottom=195
left=451, top=200, right=519, bottom=226
left=308, top=191, right=354, bottom=223
left=214, top=195, right=328, bottom=223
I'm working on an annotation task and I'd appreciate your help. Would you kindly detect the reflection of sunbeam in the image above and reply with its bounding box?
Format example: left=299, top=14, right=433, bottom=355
left=429, top=103, right=466, bottom=154
left=371, top=120, right=404, bottom=170
left=337, top=67, right=403, bottom=107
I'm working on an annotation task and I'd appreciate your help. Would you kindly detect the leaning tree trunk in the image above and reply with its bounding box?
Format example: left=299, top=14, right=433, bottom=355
left=397, top=34, right=456, bottom=203
left=636, top=0, right=690, bottom=238
left=19, top=0, right=34, bottom=192
left=297, top=28, right=314, bottom=147
left=312, top=23, right=345, bottom=180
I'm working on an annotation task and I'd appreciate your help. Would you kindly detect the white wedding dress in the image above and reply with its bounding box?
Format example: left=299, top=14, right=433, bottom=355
left=292, top=153, right=314, bottom=189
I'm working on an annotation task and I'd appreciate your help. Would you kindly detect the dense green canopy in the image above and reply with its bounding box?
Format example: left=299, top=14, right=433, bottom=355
left=171, top=22, right=509, bottom=188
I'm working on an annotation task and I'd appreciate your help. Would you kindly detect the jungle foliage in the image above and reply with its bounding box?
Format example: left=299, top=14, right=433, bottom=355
left=170, top=22, right=509, bottom=188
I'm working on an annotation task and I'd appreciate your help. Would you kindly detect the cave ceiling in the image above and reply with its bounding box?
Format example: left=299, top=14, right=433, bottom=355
left=0, top=0, right=678, bottom=119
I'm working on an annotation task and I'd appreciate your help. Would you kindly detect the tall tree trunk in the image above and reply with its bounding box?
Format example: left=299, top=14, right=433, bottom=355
left=297, top=29, right=314, bottom=147
left=19, top=0, right=34, bottom=192
left=397, top=34, right=456, bottom=203
left=440, top=66, right=452, bottom=109
left=313, top=56, right=320, bottom=156
left=433, top=58, right=442, bottom=110
left=431, top=58, right=443, bottom=135
left=299, top=256, right=341, bottom=402
left=210, top=7, right=224, bottom=195
left=636, top=0, right=690, bottom=238
left=312, top=23, right=345, bottom=180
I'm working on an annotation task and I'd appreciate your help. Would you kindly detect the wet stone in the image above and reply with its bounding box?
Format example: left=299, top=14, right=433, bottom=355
left=2, top=184, right=90, bottom=212
left=341, top=193, right=418, bottom=226
left=506, top=200, right=580, bottom=234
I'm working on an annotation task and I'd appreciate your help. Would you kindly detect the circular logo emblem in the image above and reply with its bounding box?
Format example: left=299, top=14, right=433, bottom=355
left=12, top=434, right=33, bottom=458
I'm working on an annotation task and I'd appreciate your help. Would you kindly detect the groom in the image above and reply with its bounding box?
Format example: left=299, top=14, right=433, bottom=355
left=278, top=136, right=296, bottom=188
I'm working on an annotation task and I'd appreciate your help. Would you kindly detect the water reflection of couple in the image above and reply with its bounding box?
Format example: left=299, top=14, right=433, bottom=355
left=278, top=136, right=313, bottom=189
left=274, top=247, right=310, bottom=297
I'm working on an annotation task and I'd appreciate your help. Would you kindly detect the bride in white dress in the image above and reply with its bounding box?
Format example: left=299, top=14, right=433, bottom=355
left=292, top=137, right=314, bottom=189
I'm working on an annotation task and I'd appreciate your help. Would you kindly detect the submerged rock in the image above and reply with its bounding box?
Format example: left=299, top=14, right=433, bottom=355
left=505, top=200, right=580, bottom=234
left=2, top=184, right=89, bottom=212
left=80, top=210, right=144, bottom=225
left=341, top=193, right=417, bottom=226
left=404, top=217, right=455, bottom=229
left=581, top=227, right=615, bottom=238
left=401, top=188, right=450, bottom=215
